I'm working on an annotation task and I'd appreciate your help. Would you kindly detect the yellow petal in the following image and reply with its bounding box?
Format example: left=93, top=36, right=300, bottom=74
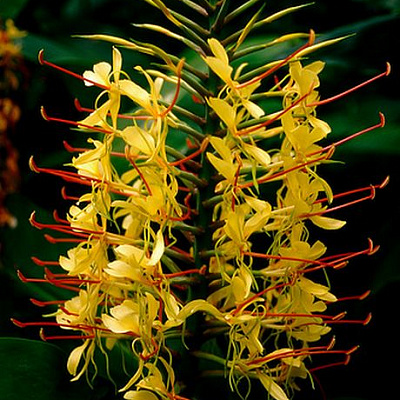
left=257, top=372, right=289, bottom=400
left=204, top=57, right=233, bottom=85
left=242, top=99, right=265, bottom=119
left=119, top=79, right=151, bottom=111
left=242, top=143, right=271, bottom=167
left=310, top=215, right=346, bottom=230
left=112, top=46, right=122, bottom=82
left=207, top=152, right=236, bottom=183
left=83, top=61, right=111, bottom=87
left=208, top=38, right=229, bottom=64
left=146, top=229, right=165, bottom=267
left=67, top=341, right=89, bottom=376
left=224, top=210, right=245, bottom=245
left=209, top=136, right=232, bottom=162
left=122, top=126, right=156, bottom=155
left=124, top=391, right=159, bottom=400
left=207, top=97, right=236, bottom=133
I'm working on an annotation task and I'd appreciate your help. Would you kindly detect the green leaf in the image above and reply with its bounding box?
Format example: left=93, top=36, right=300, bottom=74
left=0, top=0, right=29, bottom=19
left=0, top=338, right=90, bottom=400
left=0, top=194, right=71, bottom=302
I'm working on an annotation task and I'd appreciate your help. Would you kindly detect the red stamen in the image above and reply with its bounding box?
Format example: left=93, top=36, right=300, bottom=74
left=245, top=341, right=340, bottom=366
left=125, top=146, right=153, bottom=196
left=314, top=176, right=389, bottom=206
left=159, top=59, right=185, bottom=118
left=74, top=98, right=152, bottom=121
left=237, top=89, right=312, bottom=136
left=30, top=156, right=134, bottom=197
left=309, top=345, right=359, bottom=373
left=31, top=256, right=60, bottom=267
left=233, top=277, right=296, bottom=316
left=168, top=246, right=194, bottom=260
left=18, top=269, right=100, bottom=289
left=301, top=185, right=378, bottom=219
left=63, top=140, right=126, bottom=158
left=169, top=137, right=209, bottom=167
left=52, top=209, right=69, bottom=224
left=139, top=337, right=159, bottom=361
left=17, top=270, right=45, bottom=284
left=320, top=238, right=379, bottom=267
left=44, top=234, right=85, bottom=244
left=308, top=113, right=386, bottom=157
left=239, top=147, right=334, bottom=189
left=41, top=106, right=114, bottom=135
left=242, top=251, right=336, bottom=271
left=45, top=268, right=101, bottom=285
left=30, top=298, right=64, bottom=307
left=235, top=30, right=315, bottom=89
left=308, top=63, right=391, bottom=107
left=309, top=359, right=349, bottom=373
left=169, top=193, right=193, bottom=222
left=30, top=211, right=103, bottom=240
left=38, top=50, right=110, bottom=90
left=61, top=186, right=81, bottom=201
left=231, top=154, right=243, bottom=211
left=334, top=290, right=371, bottom=302
left=186, top=137, right=199, bottom=150
left=164, top=268, right=204, bottom=278
left=251, top=310, right=348, bottom=322
left=325, top=313, right=372, bottom=326
left=40, top=329, right=95, bottom=341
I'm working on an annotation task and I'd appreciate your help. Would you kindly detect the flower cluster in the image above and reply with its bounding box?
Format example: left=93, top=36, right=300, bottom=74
left=13, top=2, right=388, bottom=400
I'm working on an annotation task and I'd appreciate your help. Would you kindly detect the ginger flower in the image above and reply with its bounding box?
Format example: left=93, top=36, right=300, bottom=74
left=13, top=2, right=389, bottom=400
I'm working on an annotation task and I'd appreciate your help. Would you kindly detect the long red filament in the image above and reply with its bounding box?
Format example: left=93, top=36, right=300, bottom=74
left=308, top=63, right=390, bottom=107
left=236, top=89, right=312, bottom=137
left=38, top=50, right=110, bottom=90
left=239, top=147, right=334, bottom=189
left=41, top=106, right=114, bottom=135
left=307, top=113, right=386, bottom=157
left=235, top=30, right=315, bottom=89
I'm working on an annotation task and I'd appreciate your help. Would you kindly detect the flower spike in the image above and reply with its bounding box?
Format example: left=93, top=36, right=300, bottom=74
left=17, top=4, right=387, bottom=400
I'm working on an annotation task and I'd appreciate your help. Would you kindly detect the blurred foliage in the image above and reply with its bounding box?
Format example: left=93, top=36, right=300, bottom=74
left=1, top=0, right=399, bottom=399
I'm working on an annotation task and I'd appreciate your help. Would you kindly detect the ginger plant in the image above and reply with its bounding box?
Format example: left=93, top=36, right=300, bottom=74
left=13, top=1, right=389, bottom=399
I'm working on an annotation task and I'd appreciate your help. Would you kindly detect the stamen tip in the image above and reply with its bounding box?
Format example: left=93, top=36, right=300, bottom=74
left=309, top=29, right=315, bottom=45
left=347, top=345, right=360, bottom=355
left=11, top=318, right=25, bottom=328
left=40, top=106, right=49, bottom=121
left=16, top=270, right=27, bottom=282
left=74, top=98, right=83, bottom=112
left=29, top=211, right=37, bottom=227
left=327, top=336, right=336, bottom=350
left=29, top=156, right=40, bottom=173
left=364, top=312, right=373, bottom=325
left=385, top=62, right=391, bottom=76
left=44, top=234, right=57, bottom=244
left=380, top=175, right=390, bottom=189
left=379, top=112, right=386, bottom=127
left=38, top=49, right=45, bottom=65
left=39, top=328, right=47, bottom=341
left=360, top=290, right=372, bottom=300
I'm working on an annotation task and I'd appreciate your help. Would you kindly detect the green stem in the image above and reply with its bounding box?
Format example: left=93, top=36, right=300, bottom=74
left=191, top=351, right=227, bottom=367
